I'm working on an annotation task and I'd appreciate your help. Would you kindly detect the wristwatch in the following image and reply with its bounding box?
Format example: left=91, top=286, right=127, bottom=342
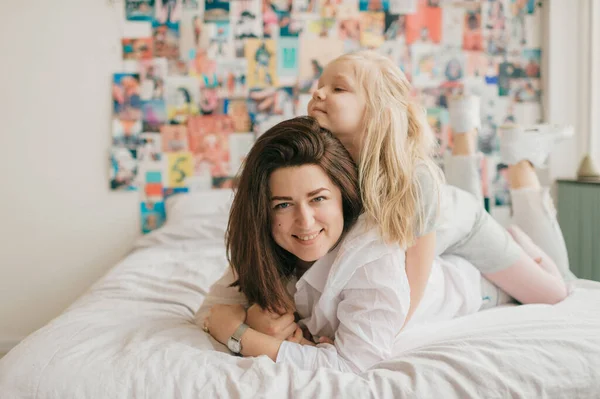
left=227, top=323, right=249, bottom=354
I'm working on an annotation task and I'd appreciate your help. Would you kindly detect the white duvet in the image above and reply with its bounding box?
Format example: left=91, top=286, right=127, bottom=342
left=1, top=213, right=600, bottom=399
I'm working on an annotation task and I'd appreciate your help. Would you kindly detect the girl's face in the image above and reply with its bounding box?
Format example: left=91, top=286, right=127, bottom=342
left=307, top=60, right=366, bottom=160
left=270, top=165, right=344, bottom=263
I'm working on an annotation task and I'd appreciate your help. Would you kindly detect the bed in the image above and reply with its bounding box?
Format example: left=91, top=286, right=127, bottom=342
left=1, top=190, right=600, bottom=398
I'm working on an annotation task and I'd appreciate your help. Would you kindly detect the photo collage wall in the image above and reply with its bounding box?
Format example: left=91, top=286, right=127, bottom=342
left=110, top=0, right=544, bottom=234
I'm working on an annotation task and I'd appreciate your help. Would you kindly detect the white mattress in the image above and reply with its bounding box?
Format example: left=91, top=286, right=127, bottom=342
left=1, top=214, right=600, bottom=398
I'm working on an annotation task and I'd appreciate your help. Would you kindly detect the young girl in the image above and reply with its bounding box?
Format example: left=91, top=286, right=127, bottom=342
left=306, top=50, right=570, bottom=323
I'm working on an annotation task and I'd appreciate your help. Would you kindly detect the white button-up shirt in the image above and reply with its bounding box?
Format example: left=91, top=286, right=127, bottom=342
left=276, top=215, right=482, bottom=373
left=196, top=216, right=482, bottom=374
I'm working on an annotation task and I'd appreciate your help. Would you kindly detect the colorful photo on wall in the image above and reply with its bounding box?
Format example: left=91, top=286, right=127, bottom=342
left=384, top=13, right=406, bottom=41
left=165, top=76, right=200, bottom=123
left=122, top=38, right=154, bottom=60
left=277, top=37, right=299, bottom=86
left=231, top=0, right=262, bottom=56
left=359, top=11, right=385, bottom=48
left=302, top=17, right=338, bottom=39
left=441, top=5, right=463, bottom=46
left=389, top=0, right=417, bottom=14
left=126, top=0, right=155, bottom=21
left=153, top=24, right=180, bottom=59
left=204, top=0, right=230, bottom=22
left=359, top=0, right=389, bottom=12
left=110, top=147, right=138, bottom=191
left=411, top=43, right=441, bottom=88
left=113, top=73, right=143, bottom=121
left=154, top=0, right=182, bottom=27
left=405, top=0, right=442, bottom=45
left=166, top=151, right=193, bottom=187
left=509, top=78, right=541, bottom=103
left=112, top=119, right=142, bottom=149
left=140, top=58, right=168, bottom=101
left=189, top=49, right=218, bottom=77
left=464, top=51, right=487, bottom=79
left=188, top=114, right=234, bottom=178
left=182, top=0, right=199, bottom=9
left=141, top=199, right=166, bottom=234
left=483, top=0, right=507, bottom=31
left=217, top=58, right=249, bottom=98
left=439, top=49, right=466, bottom=82
left=138, top=132, right=163, bottom=162
left=463, top=3, right=483, bottom=51
left=206, top=21, right=234, bottom=59
left=498, top=60, right=525, bottom=96
left=522, top=48, right=541, bottom=78
left=225, top=99, right=252, bottom=132
left=246, top=39, right=278, bottom=88
left=160, top=124, right=189, bottom=152
left=142, top=98, right=168, bottom=124
left=339, top=13, right=362, bottom=51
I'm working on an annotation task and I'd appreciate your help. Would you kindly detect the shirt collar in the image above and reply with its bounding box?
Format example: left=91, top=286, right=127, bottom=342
left=296, top=245, right=340, bottom=294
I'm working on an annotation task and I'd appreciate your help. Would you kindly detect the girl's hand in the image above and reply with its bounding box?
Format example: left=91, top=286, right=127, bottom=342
left=246, top=304, right=297, bottom=340
left=204, top=304, right=247, bottom=345
left=318, top=336, right=335, bottom=345
left=286, top=327, right=316, bottom=347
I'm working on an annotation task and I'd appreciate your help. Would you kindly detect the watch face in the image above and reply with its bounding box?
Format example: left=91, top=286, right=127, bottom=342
left=228, top=338, right=241, bottom=353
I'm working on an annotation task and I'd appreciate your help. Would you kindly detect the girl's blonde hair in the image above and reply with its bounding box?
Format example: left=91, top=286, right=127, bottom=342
left=334, top=50, right=444, bottom=248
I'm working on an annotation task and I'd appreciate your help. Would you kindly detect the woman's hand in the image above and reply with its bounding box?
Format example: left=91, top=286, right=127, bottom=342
left=246, top=304, right=297, bottom=340
left=204, top=304, right=247, bottom=345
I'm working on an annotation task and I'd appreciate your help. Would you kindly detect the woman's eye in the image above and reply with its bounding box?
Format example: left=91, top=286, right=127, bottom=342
left=334, top=87, right=345, bottom=92
left=274, top=203, right=290, bottom=210
left=312, top=196, right=326, bottom=202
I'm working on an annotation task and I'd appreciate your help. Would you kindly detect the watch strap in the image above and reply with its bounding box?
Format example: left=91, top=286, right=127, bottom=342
left=231, top=322, right=249, bottom=342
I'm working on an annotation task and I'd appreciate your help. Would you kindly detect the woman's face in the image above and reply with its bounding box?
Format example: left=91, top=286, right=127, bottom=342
left=270, top=165, right=344, bottom=263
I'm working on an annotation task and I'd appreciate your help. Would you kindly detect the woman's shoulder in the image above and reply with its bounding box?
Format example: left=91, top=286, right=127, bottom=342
left=341, top=214, right=398, bottom=250
left=326, top=215, right=405, bottom=288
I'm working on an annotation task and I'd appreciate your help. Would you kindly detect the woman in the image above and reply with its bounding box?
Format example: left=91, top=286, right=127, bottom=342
left=197, top=116, right=570, bottom=373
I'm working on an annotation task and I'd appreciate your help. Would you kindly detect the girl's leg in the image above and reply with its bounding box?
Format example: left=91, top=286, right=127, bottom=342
left=445, top=96, right=483, bottom=200
left=499, top=125, right=576, bottom=281
left=446, top=100, right=568, bottom=305
left=480, top=125, right=576, bottom=305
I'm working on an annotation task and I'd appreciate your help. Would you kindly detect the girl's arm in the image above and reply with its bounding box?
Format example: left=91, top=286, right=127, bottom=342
left=403, top=231, right=436, bottom=328
left=404, top=164, right=441, bottom=327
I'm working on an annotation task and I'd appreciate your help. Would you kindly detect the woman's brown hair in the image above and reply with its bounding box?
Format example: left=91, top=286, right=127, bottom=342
left=226, top=116, right=362, bottom=313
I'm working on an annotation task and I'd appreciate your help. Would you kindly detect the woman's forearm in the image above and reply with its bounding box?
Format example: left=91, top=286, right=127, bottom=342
left=239, top=327, right=316, bottom=361
left=239, top=328, right=284, bottom=361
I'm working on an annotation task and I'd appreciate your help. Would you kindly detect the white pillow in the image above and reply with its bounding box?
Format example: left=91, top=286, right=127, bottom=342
left=165, top=189, right=235, bottom=225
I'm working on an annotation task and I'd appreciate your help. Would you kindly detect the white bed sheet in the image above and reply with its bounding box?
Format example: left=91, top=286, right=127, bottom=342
left=1, top=215, right=600, bottom=399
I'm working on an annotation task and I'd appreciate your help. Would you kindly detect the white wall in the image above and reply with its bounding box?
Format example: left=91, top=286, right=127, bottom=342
left=544, top=0, right=594, bottom=179
left=0, top=0, right=591, bottom=354
left=0, top=1, right=141, bottom=352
